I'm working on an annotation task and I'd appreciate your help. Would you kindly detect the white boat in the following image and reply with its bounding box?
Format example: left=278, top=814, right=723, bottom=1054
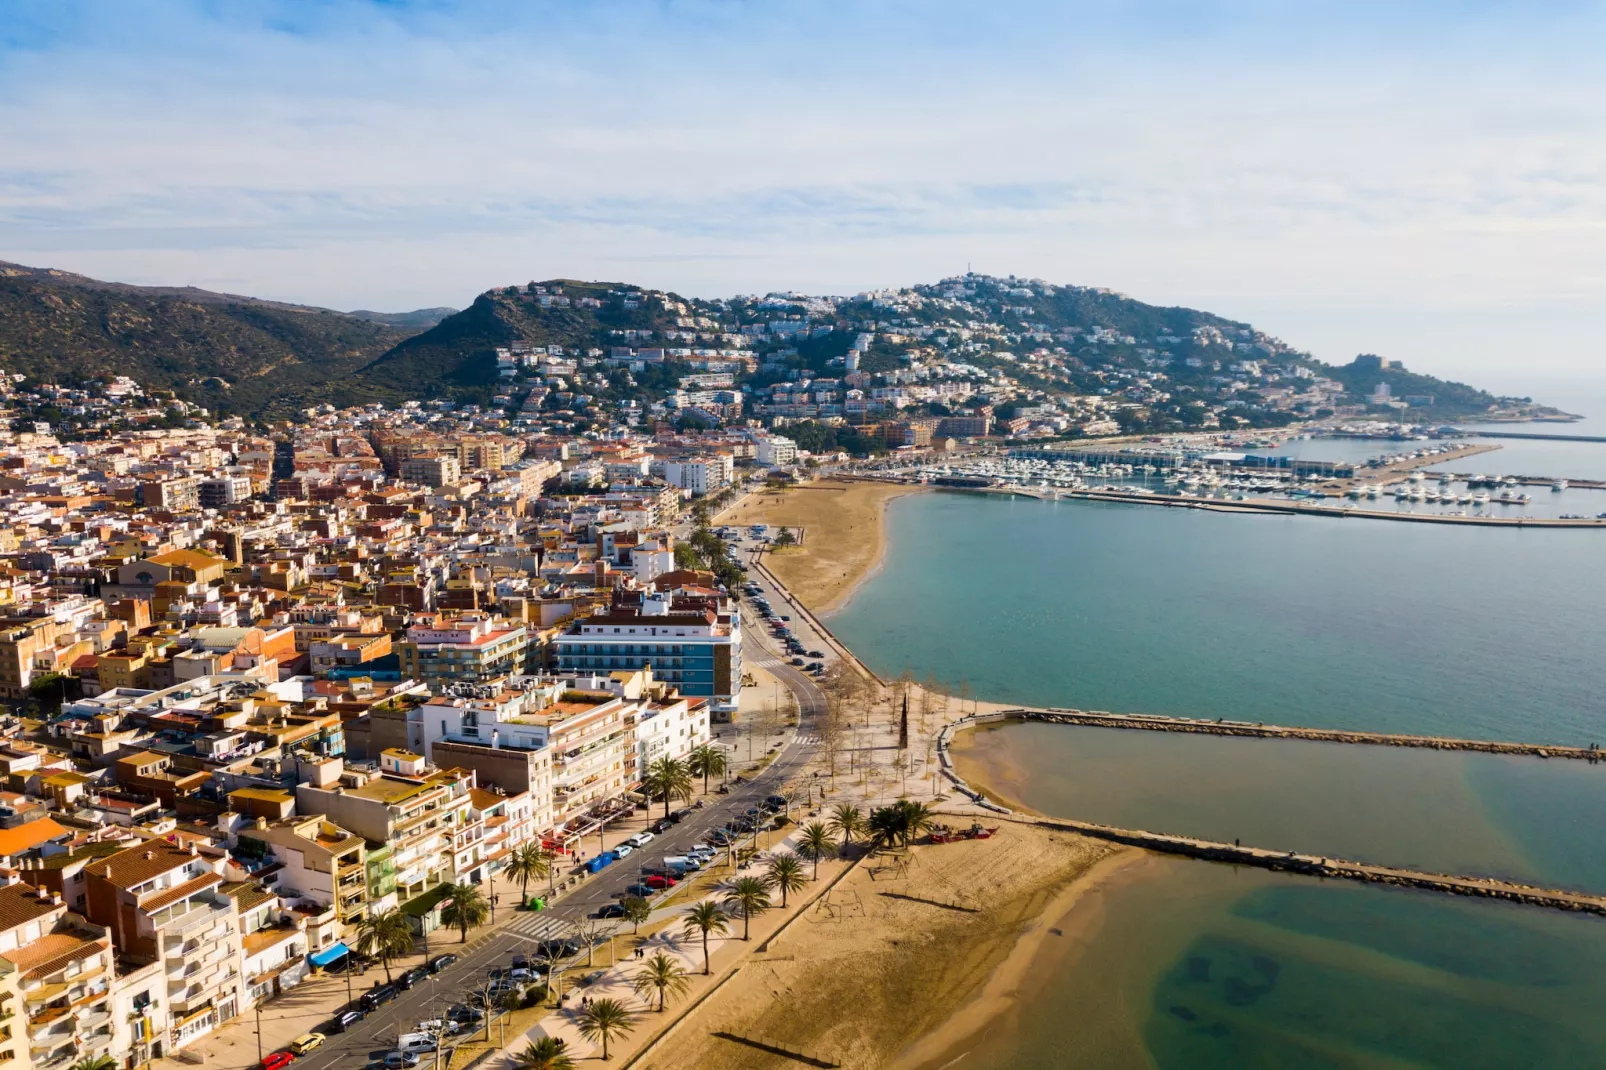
left=1552, top=479, right=1569, bottom=491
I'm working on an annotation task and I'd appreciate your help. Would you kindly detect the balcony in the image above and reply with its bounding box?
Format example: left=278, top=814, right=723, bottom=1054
left=76, top=1010, right=113, bottom=1033
left=158, top=899, right=233, bottom=942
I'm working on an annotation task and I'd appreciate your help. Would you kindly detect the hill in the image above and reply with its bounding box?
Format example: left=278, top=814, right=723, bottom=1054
left=346, top=307, right=458, bottom=329
left=0, top=262, right=1550, bottom=424
left=0, top=261, right=427, bottom=418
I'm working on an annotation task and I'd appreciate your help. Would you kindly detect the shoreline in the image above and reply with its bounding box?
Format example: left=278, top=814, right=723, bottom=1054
left=891, top=845, right=1150, bottom=1070
left=816, top=479, right=927, bottom=616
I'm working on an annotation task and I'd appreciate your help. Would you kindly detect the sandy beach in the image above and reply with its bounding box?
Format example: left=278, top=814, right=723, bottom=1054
left=640, top=822, right=1122, bottom=1070
left=720, top=479, right=926, bottom=613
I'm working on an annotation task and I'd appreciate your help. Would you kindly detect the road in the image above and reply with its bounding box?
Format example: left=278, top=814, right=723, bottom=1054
left=281, top=577, right=826, bottom=1070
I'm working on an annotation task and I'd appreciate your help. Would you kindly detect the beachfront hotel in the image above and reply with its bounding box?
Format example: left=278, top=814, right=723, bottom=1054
left=550, top=590, right=743, bottom=715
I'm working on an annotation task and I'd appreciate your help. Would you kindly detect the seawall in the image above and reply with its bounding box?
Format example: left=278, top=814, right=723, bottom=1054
left=1016, top=708, right=1606, bottom=761
left=935, top=712, right=1606, bottom=917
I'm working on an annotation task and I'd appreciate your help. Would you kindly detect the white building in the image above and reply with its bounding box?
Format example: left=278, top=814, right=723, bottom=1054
left=662, top=455, right=734, bottom=495
left=754, top=436, right=798, bottom=467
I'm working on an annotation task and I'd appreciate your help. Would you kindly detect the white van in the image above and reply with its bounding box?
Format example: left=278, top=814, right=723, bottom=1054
left=397, top=1033, right=437, bottom=1055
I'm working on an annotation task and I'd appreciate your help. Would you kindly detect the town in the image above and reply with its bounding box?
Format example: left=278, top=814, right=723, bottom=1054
left=0, top=271, right=1574, bottom=1070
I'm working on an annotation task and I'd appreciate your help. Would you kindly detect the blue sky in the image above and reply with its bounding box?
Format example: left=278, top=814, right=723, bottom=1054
left=2, top=1, right=1605, bottom=383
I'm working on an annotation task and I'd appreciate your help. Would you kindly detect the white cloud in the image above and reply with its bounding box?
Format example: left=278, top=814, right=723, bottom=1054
left=2, top=1, right=1605, bottom=381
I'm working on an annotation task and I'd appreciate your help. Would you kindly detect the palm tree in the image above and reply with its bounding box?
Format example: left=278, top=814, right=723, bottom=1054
left=827, top=803, right=866, bottom=854
left=798, top=821, right=833, bottom=880
left=621, top=895, right=652, bottom=934
left=509, top=1037, right=573, bottom=1070
left=687, top=743, right=727, bottom=794
left=681, top=901, right=729, bottom=975
left=641, top=756, right=694, bottom=819
left=70, top=1057, right=117, bottom=1070
left=506, top=842, right=551, bottom=906
left=868, top=805, right=905, bottom=851
left=764, top=853, right=807, bottom=909
left=354, top=907, right=414, bottom=983
left=895, top=799, right=938, bottom=842
left=631, top=951, right=691, bottom=1012
left=441, top=882, right=490, bottom=942
left=577, top=997, right=635, bottom=1061
left=722, top=876, right=771, bottom=941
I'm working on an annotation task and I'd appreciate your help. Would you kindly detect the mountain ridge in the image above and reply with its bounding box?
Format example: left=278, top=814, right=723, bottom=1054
left=0, top=260, right=1546, bottom=424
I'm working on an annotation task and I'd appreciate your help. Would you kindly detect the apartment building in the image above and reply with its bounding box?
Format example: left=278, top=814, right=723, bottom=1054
left=237, top=816, right=368, bottom=930
left=295, top=756, right=473, bottom=903
left=632, top=694, right=712, bottom=780
left=661, top=455, right=733, bottom=495
left=395, top=613, right=532, bottom=682
left=229, top=883, right=310, bottom=1010
left=399, top=455, right=461, bottom=488
left=83, top=842, right=244, bottom=1052
left=550, top=593, right=742, bottom=712
left=0, top=881, right=120, bottom=1070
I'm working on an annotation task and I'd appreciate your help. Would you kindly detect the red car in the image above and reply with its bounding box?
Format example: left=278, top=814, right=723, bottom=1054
left=262, top=1052, right=296, bottom=1070
left=644, top=874, right=677, bottom=890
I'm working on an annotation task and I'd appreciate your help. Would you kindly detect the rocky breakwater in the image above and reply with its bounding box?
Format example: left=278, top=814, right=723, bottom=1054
left=1020, top=709, right=1606, bottom=762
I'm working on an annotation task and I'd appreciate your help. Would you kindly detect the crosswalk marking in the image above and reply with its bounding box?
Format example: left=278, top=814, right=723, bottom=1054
left=500, top=912, right=574, bottom=940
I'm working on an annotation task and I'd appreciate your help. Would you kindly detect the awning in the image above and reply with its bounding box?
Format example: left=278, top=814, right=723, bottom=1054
left=308, top=942, right=350, bottom=968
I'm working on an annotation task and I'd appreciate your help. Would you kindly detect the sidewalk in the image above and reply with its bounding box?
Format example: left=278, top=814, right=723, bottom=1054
left=479, top=826, right=825, bottom=1067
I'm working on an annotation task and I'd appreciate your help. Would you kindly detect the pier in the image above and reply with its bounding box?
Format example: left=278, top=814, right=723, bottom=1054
left=1015, top=709, right=1606, bottom=761
left=1028, top=816, right=1606, bottom=916
left=935, top=711, right=1606, bottom=918
left=1472, top=430, right=1606, bottom=443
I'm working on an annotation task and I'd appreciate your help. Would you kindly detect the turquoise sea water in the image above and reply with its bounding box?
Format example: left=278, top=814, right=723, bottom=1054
left=946, top=858, right=1606, bottom=1070
left=958, top=722, right=1606, bottom=893
left=833, top=491, right=1606, bottom=745
left=836, top=398, right=1606, bottom=1069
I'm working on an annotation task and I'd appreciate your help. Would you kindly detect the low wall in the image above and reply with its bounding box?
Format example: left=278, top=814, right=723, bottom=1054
left=1018, top=709, right=1606, bottom=762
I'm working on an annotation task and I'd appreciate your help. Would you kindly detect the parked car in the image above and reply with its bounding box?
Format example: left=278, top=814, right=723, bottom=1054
left=361, top=984, right=399, bottom=1010
left=397, top=1032, right=437, bottom=1054
left=614, top=844, right=634, bottom=858
left=625, top=831, right=655, bottom=848
left=650, top=818, right=673, bottom=834
left=765, top=795, right=788, bottom=810
left=384, top=1053, right=420, bottom=1070
left=668, top=808, right=690, bottom=824
left=534, top=938, right=582, bottom=959
left=621, top=882, right=655, bottom=898
left=593, top=903, right=627, bottom=919
left=397, top=965, right=431, bottom=990
left=326, top=1009, right=364, bottom=1034
left=709, top=829, right=734, bottom=845
left=809, top=649, right=826, bottom=658
left=261, top=1052, right=295, bottom=1070
left=791, top=657, right=805, bottom=666
left=447, top=1005, right=483, bottom=1025
left=428, top=954, right=459, bottom=973
left=644, top=874, right=677, bottom=890
left=290, top=1034, right=326, bottom=1056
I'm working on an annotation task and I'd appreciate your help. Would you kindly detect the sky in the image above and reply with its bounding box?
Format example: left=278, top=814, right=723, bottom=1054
left=2, top=0, right=1605, bottom=386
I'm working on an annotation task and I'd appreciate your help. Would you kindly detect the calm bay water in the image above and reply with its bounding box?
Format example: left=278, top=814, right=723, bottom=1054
left=833, top=490, right=1606, bottom=745
left=956, top=721, right=1606, bottom=892
left=835, top=395, right=1606, bottom=1069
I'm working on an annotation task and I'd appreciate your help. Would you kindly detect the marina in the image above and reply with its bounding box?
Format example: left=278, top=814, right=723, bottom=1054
left=866, top=435, right=1606, bottom=526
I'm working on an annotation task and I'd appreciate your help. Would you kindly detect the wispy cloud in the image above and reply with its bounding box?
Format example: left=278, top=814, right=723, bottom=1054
left=1, top=1, right=1605, bottom=376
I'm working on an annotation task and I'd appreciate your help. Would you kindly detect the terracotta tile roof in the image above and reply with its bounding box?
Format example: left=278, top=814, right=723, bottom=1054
left=90, top=841, right=198, bottom=890
left=139, top=872, right=222, bottom=912
left=20, top=938, right=105, bottom=982
left=224, top=881, right=277, bottom=913
left=0, top=882, right=60, bottom=930
left=1, top=932, right=91, bottom=973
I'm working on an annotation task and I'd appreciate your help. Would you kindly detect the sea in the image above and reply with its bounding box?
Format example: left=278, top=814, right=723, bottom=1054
left=832, top=379, right=1606, bottom=1069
